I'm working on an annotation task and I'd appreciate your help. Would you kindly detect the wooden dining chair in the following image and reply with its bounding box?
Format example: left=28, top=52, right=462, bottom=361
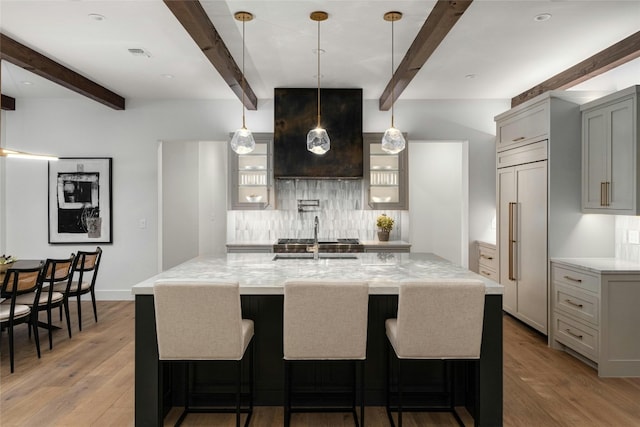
left=0, top=266, right=43, bottom=373
left=14, top=255, right=75, bottom=349
left=53, top=247, right=102, bottom=331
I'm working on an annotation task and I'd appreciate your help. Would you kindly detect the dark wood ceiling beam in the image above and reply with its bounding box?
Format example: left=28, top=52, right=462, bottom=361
left=379, top=0, right=474, bottom=111
left=0, top=33, right=125, bottom=110
left=512, top=31, right=640, bottom=108
left=1, top=94, right=16, bottom=111
left=164, top=0, right=258, bottom=110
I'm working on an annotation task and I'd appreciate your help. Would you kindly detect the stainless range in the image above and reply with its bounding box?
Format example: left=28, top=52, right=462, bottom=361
left=273, top=238, right=364, bottom=253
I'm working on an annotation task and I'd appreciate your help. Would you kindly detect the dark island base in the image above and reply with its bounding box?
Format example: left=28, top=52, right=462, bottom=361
left=135, top=294, right=503, bottom=426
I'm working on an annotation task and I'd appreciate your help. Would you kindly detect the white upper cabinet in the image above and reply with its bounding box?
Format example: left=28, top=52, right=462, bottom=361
left=581, top=86, right=639, bottom=214
left=496, top=100, right=549, bottom=152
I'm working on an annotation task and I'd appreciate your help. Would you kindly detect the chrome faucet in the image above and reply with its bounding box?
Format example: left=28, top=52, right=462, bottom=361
left=308, top=215, right=320, bottom=260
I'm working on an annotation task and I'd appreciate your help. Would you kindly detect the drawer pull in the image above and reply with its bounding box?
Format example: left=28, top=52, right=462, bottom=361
left=564, top=299, right=584, bottom=309
left=512, top=136, right=526, bottom=142
left=565, top=329, right=583, bottom=340
left=563, top=275, right=582, bottom=283
left=480, top=270, right=492, bottom=276
left=480, top=255, right=494, bottom=260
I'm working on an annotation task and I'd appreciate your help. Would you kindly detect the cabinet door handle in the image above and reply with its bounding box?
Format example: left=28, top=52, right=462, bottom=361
left=563, top=275, right=582, bottom=283
left=565, top=329, right=583, bottom=340
left=600, top=182, right=605, bottom=206
left=512, top=136, right=526, bottom=142
left=564, top=299, right=584, bottom=309
left=508, top=202, right=517, bottom=281
left=605, top=181, right=610, bottom=207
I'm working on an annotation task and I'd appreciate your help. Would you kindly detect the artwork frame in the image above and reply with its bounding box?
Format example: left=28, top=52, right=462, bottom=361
left=48, top=157, right=113, bottom=244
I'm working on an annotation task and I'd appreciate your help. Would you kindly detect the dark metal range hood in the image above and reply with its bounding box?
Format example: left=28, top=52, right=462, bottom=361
left=273, top=88, right=363, bottom=179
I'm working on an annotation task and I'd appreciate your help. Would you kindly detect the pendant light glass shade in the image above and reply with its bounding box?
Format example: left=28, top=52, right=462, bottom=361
left=381, top=126, right=406, bottom=154
left=230, top=127, right=255, bottom=154
left=307, top=127, right=330, bottom=155
left=232, top=11, right=255, bottom=154
left=308, top=11, right=330, bottom=155
left=382, top=11, right=405, bottom=154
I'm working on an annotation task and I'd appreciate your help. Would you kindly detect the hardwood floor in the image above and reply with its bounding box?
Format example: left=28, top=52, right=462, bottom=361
left=1, top=301, right=639, bottom=426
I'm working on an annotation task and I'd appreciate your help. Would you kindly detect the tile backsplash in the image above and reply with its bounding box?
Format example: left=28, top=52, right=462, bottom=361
left=615, top=216, right=640, bottom=263
left=228, top=179, right=408, bottom=242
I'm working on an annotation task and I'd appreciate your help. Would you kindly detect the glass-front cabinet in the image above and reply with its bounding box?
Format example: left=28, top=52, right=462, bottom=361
left=364, top=133, right=408, bottom=209
left=228, top=133, right=273, bottom=210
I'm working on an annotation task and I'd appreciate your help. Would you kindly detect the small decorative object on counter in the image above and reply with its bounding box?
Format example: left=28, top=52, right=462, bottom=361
left=0, top=254, right=17, bottom=274
left=376, top=214, right=394, bottom=241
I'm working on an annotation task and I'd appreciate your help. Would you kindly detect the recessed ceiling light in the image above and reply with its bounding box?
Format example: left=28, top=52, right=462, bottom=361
left=21, top=81, right=33, bottom=85
left=534, top=13, right=552, bottom=22
left=88, top=13, right=106, bottom=21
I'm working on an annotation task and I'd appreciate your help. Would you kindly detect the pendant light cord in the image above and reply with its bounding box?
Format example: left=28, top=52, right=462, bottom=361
left=316, top=18, right=321, bottom=128
left=390, top=17, right=395, bottom=128
left=241, top=18, right=246, bottom=129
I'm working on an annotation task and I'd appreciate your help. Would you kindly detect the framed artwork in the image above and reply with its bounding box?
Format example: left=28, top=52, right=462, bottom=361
left=48, top=157, right=113, bottom=244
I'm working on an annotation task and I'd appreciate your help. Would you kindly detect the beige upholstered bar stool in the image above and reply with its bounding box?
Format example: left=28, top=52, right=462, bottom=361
left=154, top=280, right=254, bottom=427
left=385, top=279, right=485, bottom=427
left=283, top=280, right=369, bottom=427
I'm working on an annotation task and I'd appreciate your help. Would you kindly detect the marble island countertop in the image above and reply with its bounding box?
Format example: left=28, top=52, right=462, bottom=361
left=132, top=252, right=502, bottom=296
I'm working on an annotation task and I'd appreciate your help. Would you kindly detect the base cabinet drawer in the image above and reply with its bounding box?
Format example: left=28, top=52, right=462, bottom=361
left=553, top=313, right=599, bottom=362
left=478, top=267, right=498, bottom=281
left=553, top=283, right=599, bottom=326
left=552, top=264, right=600, bottom=293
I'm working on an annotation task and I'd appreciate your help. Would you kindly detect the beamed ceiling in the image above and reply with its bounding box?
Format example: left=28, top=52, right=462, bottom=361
left=1, top=0, right=639, bottom=111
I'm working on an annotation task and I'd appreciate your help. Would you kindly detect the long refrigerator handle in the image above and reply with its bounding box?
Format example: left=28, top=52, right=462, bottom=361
left=508, top=202, right=517, bottom=281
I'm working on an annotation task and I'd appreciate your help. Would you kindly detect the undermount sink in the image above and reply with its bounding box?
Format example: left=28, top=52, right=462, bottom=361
left=272, top=254, right=359, bottom=261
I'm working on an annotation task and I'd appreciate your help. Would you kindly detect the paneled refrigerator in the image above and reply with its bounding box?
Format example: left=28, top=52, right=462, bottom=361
left=495, top=92, right=616, bottom=336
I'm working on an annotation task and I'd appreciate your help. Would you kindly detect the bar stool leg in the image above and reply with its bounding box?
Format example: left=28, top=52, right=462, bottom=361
left=236, top=360, right=241, bottom=427
left=397, top=355, right=403, bottom=427
left=284, top=360, right=291, bottom=427
left=360, top=360, right=365, bottom=427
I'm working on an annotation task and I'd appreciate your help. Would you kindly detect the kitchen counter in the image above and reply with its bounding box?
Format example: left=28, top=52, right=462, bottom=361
left=551, top=257, right=640, bottom=274
left=132, top=252, right=501, bottom=296
left=133, top=252, right=502, bottom=426
left=225, top=239, right=412, bottom=253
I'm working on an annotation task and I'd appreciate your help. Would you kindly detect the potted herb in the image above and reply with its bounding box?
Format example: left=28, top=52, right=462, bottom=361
left=376, top=214, right=394, bottom=242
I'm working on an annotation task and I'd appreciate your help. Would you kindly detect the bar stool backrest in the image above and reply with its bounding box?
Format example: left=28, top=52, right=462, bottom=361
left=153, top=280, right=247, bottom=360
left=283, top=280, right=369, bottom=360
left=395, top=279, right=485, bottom=359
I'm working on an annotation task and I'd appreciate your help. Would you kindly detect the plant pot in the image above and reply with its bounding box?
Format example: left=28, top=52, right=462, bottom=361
left=377, top=231, right=390, bottom=242
left=0, top=262, right=14, bottom=274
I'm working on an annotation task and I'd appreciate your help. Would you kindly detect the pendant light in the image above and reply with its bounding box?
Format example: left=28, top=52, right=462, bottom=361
left=230, top=11, right=255, bottom=154
left=307, top=11, right=330, bottom=155
left=381, top=11, right=406, bottom=154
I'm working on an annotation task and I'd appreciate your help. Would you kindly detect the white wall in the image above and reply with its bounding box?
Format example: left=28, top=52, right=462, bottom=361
left=160, top=141, right=200, bottom=270
left=2, top=96, right=507, bottom=299
left=409, top=141, right=468, bottom=267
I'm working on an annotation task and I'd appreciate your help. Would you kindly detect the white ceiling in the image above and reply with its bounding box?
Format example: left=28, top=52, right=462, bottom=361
left=1, top=0, right=639, bottom=104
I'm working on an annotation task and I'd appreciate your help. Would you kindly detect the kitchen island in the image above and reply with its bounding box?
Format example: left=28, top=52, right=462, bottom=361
left=133, top=252, right=503, bottom=426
